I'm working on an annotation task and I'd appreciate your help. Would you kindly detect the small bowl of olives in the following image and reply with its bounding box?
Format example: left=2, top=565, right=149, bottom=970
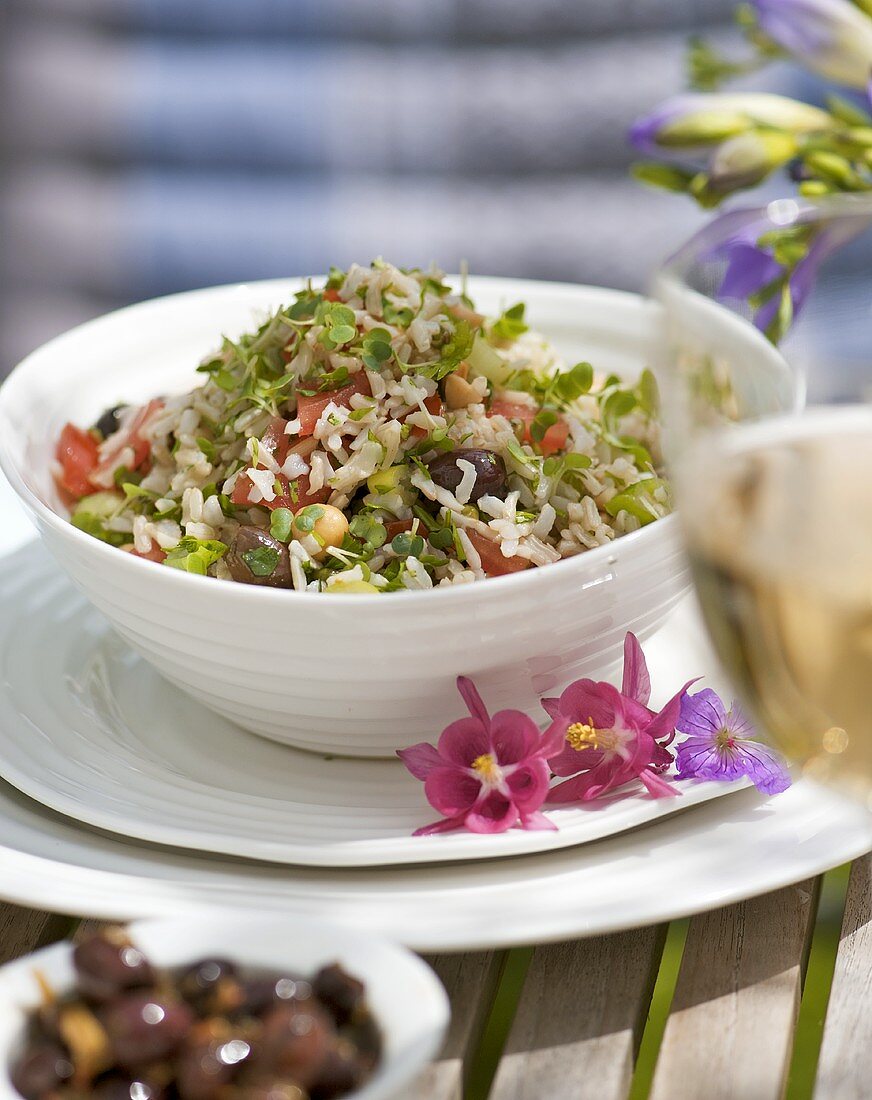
left=0, top=914, right=449, bottom=1100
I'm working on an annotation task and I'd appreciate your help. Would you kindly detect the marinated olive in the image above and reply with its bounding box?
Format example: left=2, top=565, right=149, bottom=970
left=312, top=965, right=364, bottom=1026
left=310, top=1041, right=368, bottom=1099
left=426, top=448, right=507, bottom=502
left=178, top=958, right=238, bottom=1014
left=74, top=930, right=154, bottom=1003
left=102, top=992, right=194, bottom=1067
left=258, top=1001, right=333, bottom=1088
left=93, top=405, right=126, bottom=440
left=91, top=1074, right=168, bottom=1100
left=225, top=527, right=292, bottom=588
left=176, top=1034, right=252, bottom=1100
left=10, top=1043, right=74, bottom=1099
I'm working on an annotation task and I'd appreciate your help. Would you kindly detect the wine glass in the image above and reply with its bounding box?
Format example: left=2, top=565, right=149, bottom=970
left=654, top=194, right=872, bottom=803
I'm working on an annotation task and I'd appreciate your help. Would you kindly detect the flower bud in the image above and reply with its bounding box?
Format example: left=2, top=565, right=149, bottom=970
left=751, top=0, right=872, bottom=89
left=707, top=131, right=799, bottom=193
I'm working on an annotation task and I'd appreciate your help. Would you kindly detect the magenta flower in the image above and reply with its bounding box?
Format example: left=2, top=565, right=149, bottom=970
left=398, top=677, right=568, bottom=836
left=541, top=634, right=692, bottom=802
left=675, top=689, right=791, bottom=795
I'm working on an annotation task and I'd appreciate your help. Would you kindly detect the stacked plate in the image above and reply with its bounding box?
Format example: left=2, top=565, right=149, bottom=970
left=0, top=478, right=869, bottom=951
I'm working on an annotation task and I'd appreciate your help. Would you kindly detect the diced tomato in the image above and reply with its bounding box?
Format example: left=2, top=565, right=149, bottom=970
left=323, top=288, right=342, bottom=302
left=488, top=397, right=569, bottom=457
left=129, top=542, right=166, bottom=563
left=93, top=398, right=164, bottom=485
left=408, top=394, right=445, bottom=439
left=55, top=423, right=99, bottom=499
left=465, top=530, right=530, bottom=577
left=231, top=470, right=330, bottom=512
left=297, top=374, right=372, bottom=436
left=385, top=517, right=429, bottom=539
left=261, top=417, right=291, bottom=466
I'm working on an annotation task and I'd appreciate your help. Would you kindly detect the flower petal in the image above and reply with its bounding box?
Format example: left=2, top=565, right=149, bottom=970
left=639, top=768, right=681, bottom=798
left=556, top=679, right=618, bottom=729
left=465, top=790, right=519, bottom=833
left=678, top=688, right=727, bottom=738
left=647, top=678, right=701, bottom=741
left=541, top=696, right=563, bottom=720
left=424, top=767, right=480, bottom=816
left=519, top=809, right=558, bottom=831
left=437, top=716, right=489, bottom=768
left=539, top=714, right=571, bottom=760
left=504, top=760, right=551, bottom=812
left=736, top=740, right=791, bottom=794
left=412, top=813, right=468, bottom=836
left=621, top=632, right=652, bottom=705
left=456, top=676, right=491, bottom=727
left=397, top=742, right=445, bottom=780
left=489, top=709, right=541, bottom=764
left=548, top=743, right=606, bottom=778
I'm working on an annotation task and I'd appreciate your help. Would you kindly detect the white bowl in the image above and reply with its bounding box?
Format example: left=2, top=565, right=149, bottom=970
left=0, top=276, right=783, bottom=756
left=0, top=912, right=449, bottom=1100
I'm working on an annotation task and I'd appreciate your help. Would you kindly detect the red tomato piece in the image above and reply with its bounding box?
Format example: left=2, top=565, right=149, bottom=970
left=261, top=417, right=291, bottom=466
left=231, top=470, right=330, bottom=512
left=408, top=394, right=445, bottom=439
left=129, top=542, right=166, bottom=563
left=385, top=517, right=429, bottom=539
left=465, top=530, right=530, bottom=577
left=323, top=288, right=342, bottom=302
left=488, top=397, right=568, bottom=457
left=297, top=374, right=372, bottom=437
left=93, top=398, right=164, bottom=484
left=55, top=423, right=99, bottom=499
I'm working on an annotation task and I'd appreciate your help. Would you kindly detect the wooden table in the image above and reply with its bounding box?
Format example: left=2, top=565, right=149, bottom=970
left=4, top=858, right=872, bottom=1099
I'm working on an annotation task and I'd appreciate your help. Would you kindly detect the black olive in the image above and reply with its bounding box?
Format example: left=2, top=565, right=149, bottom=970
left=101, top=991, right=194, bottom=1067
left=225, top=526, right=293, bottom=588
left=93, top=405, right=126, bottom=440
left=10, top=1042, right=74, bottom=1098
left=178, top=958, right=238, bottom=1013
left=310, top=1040, right=369, bottom=1099
left=91, top=1073, right=170, bottom=1100
left=258, top=1000, right=334, bottom=1088
left=426, top=448, right=507, bottom=502
left=176, top=1034, right=252, bottom=1100
left=73, top=929, right=154, bottom=1003
left=312, top=965, right=364, bottom=1026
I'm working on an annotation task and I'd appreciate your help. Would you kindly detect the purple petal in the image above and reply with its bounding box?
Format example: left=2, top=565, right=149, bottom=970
left=424, top=767, right=480, bottom=817
left=752, top=0, right=835, bottom=58
left=736, top=740, right=792, bottom=794
left=628, top=95, right=706, bottom=154
left=621, top=632, right=651, bottom=705
left=456, top=676, right=491, bottom=727
left=718, top=241, right=783, bottom=299
left=725, top=700, right=756, bottom=739
left=678, top=688, right=727, bottom=738
left=437, top=716, right=489, bottom=768
left=397, top=742, right=444, bottom=780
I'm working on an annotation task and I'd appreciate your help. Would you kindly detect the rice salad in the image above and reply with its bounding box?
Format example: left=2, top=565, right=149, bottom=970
left=54, top=261, right=672, bottom=593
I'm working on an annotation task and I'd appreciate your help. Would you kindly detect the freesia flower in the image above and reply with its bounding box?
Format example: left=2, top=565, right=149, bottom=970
left=675, top=688, right=791, bottom=794
left=398, top=677, right=568, bottom=836
left=542, top=634, right=693, bottom=802
left=629, top=93, right=831, bottom=155
left=751, top=0, right=872, bottom=90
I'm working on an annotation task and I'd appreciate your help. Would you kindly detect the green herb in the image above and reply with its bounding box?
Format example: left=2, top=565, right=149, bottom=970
left=242, top=546, right=281, bottom=576
left=530, top=409, right=558, bottom=443
left=121, top=482, right=158, bottom=504
left=196, top=437, right=217, bottom=463
left=417, top=319, right=474, bottom=381
left=293, top=505, right=325, bottom=534
left=636, top=369, right=660, bottom=415
left=391, top=532, right=425, bottom=558
left=604, top=478, right=671, bottom=525
left=490, top=302, right=529, bottom=342
left=361, top=327, right=394, bottom=371
left=349, top=514, right=388, bottom=549
left=270, top=508, right=294, bottom=543
left=164, top=537, right=228, bottom=575
left=551, top=361, right=594, bottom=405
left=70, top=513, right=128, bottom=546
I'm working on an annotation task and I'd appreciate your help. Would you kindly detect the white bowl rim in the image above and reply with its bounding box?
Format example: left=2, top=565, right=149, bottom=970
left=0, top=910, right=451, bottom=1100
left=0, top=275, right=679, bottom=607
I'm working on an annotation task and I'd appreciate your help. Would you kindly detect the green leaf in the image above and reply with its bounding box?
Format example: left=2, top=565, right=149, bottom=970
left=636, top=369, right=660, bottom=415
left=530, top=409, right=558, bottom=443
left=419, top=319, right=475, bottom=381
left=631, top=162, right=696, bottom=194
left=196, top=437, right=217, bottom=463
left=71, top=512, right=128, bottom=547
left=242, top=546, right=281, bottom=576
left=293, top=505, right=325, bottom=534
left=601, top=389, right=637, bottom=430
left=270, top=508, right=294, bottom=543
left=391, top=532, right=425, bottom=558
left=164, top=537, right=228, bottom=574
left=604, top=479, right=671, bottom=525
left=349, top=514, right=388, bottom=549
left=490, top=302, right=529, bottom=342
left=552, top=361, right=594, bottom=405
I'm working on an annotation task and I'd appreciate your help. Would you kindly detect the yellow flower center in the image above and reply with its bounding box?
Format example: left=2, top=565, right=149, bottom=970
left=566, top=721, right=620, bottom=753
left=471, top=753, right=503, bottom=786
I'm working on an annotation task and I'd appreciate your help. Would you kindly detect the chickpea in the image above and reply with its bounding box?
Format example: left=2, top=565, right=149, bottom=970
left=291, top=504, right=349, bottom=558
left=444, top=372, right=480, bottom=409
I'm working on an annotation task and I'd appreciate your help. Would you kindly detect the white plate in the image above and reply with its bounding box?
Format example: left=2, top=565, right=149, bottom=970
left=0, top=544, right=748, bottom=867
left=0, top=913, right=449, bottom=1100
left=0, top=769, right=867, bottom=952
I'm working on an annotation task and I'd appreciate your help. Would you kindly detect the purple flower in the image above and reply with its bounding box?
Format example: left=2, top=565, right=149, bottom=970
left=398, top=677, right=567, bottom=836
left=751, top=0, right=872, bottom=90
left=675, top=688, right=790, bottom=794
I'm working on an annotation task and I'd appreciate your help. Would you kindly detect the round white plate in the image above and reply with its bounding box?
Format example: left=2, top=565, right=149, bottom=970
left=0, top=545, right=747, bottom=867
left=0, top=769, right=867, bottom=952
left=0, top=914, right=448, bottom=1100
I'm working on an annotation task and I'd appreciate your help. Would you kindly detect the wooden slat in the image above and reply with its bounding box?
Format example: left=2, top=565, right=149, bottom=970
left=488, top=926, right=666, bottom=1100
left=815, top=856, right=872, bottom=1099
left=0, top=903, right=77, bottom=965
left=650, top=879, right=820, bottom=1100
left=413, top=951, right=502, bottom=1100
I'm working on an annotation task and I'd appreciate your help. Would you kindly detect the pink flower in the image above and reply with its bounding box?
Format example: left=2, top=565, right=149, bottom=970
left=542, top=633, right=695, bottom=802
left=398, top=677, right=568, bottom=836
